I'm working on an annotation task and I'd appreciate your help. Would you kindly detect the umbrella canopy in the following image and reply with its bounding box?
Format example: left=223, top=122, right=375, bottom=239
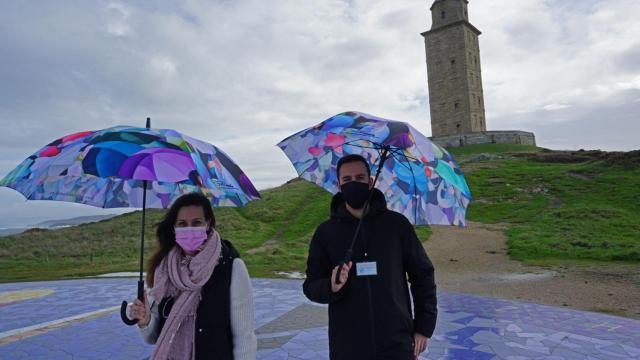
left=277, top=111, right=471, bottom=226
left=0, top=125, right=261, bottom=208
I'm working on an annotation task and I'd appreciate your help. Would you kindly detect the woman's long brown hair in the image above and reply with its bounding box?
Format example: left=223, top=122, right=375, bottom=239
left=146, top=192, right=216, bottom=287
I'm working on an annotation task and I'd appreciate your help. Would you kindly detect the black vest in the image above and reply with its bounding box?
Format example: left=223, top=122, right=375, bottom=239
left=158, top=240, right=239, bottom=360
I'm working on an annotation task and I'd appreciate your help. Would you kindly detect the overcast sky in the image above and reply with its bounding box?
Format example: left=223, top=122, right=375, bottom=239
left=0, top=0, right=638, bottom=227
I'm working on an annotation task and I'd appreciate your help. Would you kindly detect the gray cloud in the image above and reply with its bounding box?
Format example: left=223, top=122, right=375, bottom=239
left=493, top=89, right=640, bottom=151
left=616, top=43, right=640, bottom=73
left=0, top=0, right=638, bottom=225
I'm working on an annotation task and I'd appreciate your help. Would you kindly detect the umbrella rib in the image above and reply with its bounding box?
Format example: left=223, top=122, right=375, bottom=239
left=401, top=131, right=419, bottom=225
left=408, top=155, right=419, bottom=225
left=388, top=147, right=420, bottom=162
left=345, top=141, right=419, bottom=162
left=102, top=178, right=116, bottom=208
left=388, top=150, right=415, bottom=172
left=343, top=140, right=382, bottom=150
left=345, top=141, right=420, bottom=162
left=389, top=149, right=420, bottom=224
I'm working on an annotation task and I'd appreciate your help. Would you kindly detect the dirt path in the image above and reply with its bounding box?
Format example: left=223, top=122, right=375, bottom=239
left=424, top=221, right=640, bottom=319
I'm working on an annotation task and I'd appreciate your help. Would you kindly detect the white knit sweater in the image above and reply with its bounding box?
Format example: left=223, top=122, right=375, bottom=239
left=139, top=258, right=257, bottom=359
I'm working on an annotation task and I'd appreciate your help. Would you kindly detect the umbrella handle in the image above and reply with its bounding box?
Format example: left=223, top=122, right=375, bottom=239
left=120, top=280, right=144, bottom=326
left=120, top=301, right=138, bottom=326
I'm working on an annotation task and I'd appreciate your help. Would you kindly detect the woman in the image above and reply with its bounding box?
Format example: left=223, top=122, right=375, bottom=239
left=129, top=192, right=257, bottom=360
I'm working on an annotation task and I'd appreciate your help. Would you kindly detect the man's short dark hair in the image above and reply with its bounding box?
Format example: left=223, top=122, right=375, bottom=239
left=336, top=154, right=371, bottom=179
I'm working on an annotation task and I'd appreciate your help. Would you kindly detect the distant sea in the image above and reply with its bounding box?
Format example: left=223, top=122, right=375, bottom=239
left=0, top=227, right=28, bottom=236
left=0, top=214, right=118, bottom=237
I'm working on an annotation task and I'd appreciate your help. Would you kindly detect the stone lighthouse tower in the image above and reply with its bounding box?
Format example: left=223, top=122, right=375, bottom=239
left=421, top=0, right=535, bottom=147
left=422, top=0, right=486, bottom=138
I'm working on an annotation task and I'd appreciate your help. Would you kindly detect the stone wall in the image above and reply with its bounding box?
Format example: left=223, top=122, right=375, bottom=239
left=430, top=130, right=536, bottom=148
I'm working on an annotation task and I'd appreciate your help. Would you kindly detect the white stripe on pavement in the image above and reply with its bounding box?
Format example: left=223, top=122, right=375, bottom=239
left=0, top=305, right=120, bottom=341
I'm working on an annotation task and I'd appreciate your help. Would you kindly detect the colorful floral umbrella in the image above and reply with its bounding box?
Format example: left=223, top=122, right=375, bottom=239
left=0, top=120, right=260, bottom=324
left=1, top=125, right=260, bottom=208
left=277, top=111, right=471, bottom=226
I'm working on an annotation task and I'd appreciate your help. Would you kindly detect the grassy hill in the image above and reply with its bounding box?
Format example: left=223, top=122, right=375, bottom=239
left=1, top=144, right=638, bottom=282
left=450, top=145, right=640, bottom=263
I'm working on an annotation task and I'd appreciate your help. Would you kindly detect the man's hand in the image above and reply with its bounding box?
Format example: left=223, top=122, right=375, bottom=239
left=413, top=332, right=428, bottom=359
left=331, top=261, right=352, bottom=293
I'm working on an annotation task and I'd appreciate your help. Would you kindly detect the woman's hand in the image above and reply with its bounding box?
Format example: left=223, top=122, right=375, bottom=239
left=130, top=290, right=151, bottom=328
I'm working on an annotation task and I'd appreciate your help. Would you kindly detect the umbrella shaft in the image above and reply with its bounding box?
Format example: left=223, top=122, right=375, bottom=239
left=344, top=147, right=390, bottom=260
left=139, top=180, right=147, bottom=285
left=336, top=147, right=390, bottom=285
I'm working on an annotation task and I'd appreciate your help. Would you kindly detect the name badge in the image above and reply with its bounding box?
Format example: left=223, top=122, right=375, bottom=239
left=356, top=262, right=378, bottom=276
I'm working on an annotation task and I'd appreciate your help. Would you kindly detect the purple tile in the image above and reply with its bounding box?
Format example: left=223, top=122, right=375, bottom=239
left=1, top=279, right=639, bottom=359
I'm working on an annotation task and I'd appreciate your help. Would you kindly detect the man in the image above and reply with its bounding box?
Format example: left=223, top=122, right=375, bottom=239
left=303, top=154, right=437, bottom=360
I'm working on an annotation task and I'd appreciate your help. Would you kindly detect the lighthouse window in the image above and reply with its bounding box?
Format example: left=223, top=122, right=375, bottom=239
left=441, top=11, right=446, bottom=19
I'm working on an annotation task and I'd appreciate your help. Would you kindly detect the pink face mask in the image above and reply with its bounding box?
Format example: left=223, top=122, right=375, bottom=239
left=174, top=227, right=208, bottom=252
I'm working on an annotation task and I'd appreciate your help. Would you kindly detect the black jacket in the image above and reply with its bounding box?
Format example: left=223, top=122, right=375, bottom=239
left=303, top=189, right=437, bottom=360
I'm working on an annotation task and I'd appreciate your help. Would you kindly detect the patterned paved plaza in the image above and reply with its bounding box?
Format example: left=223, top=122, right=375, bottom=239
left=0, top=278, right=638, bottom=359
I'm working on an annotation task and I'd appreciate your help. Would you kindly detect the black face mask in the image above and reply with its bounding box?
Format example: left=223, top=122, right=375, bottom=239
left=340, top=181, right=371, bottom=209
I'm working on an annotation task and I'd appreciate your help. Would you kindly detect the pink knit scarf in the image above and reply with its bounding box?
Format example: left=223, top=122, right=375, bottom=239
left=149, top=230, right=222, bottom=360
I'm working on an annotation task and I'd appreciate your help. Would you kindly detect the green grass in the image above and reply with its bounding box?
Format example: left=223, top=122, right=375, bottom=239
left=235, top=180, right=333, bottom=278
left=0, top=213, right=160, bottom=282
left=0, top=179, right=430, bottom=282
left=1, top=144, right=638, bottom=282
left=459, top=148, right=640, bottom=263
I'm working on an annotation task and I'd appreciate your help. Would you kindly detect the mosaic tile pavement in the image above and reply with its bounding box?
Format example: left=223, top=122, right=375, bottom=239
left=0, top=278, right=638, bottom=359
